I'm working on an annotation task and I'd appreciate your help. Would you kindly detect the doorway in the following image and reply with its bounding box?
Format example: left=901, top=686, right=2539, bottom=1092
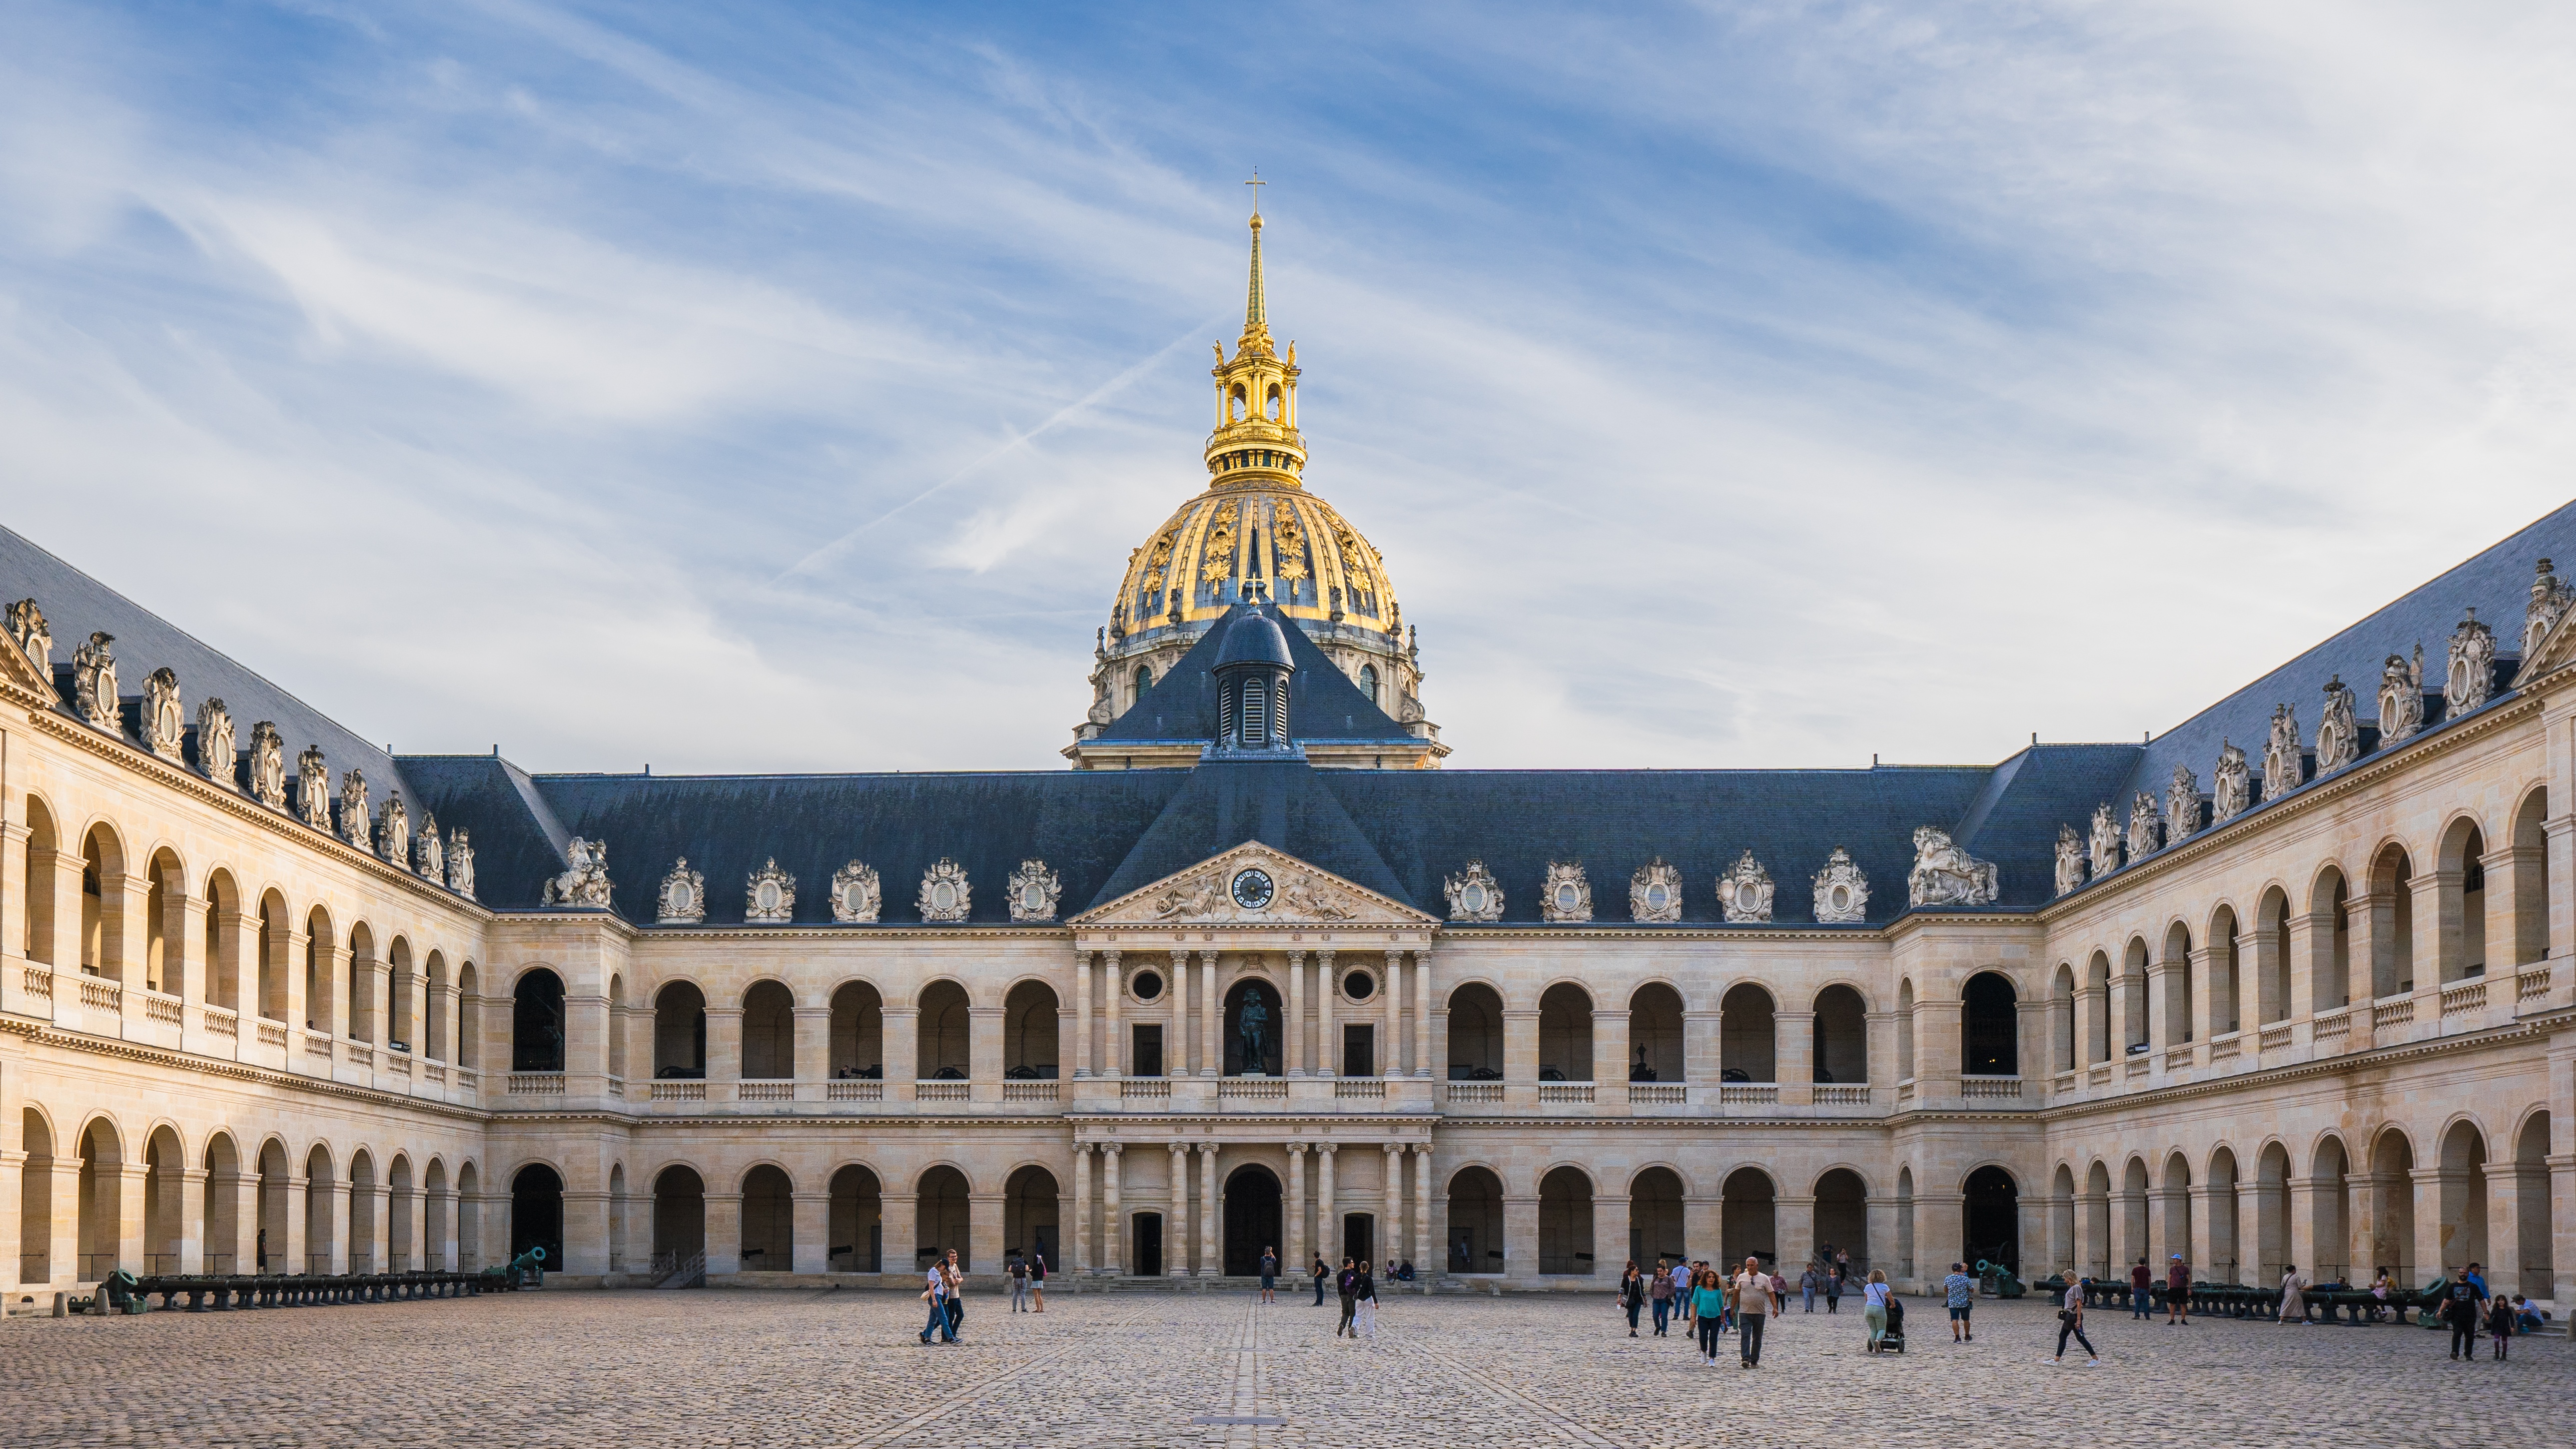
left=1223, top=1166, right=1284, bottom=1276
left=1342, top=1212, right=1374, bottom=1266
left=1963, top=1165, right=2020, bottom=1270
left=1134, top=1212, right=1163, bottom=1277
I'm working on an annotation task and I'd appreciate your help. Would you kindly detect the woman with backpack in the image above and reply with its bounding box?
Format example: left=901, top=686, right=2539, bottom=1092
left=1619, top=1261, right=1647, bottom=1337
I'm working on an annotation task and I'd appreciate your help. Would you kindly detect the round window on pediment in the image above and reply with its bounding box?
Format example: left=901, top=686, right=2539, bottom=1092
left=1459, top=882, right=1489, bottom=915
left=1555, top=882, right=1580, bottom=911
left=1131, top=970, right=1164, bottom=1002
left=1343, top=970, right=1375, bottom=1002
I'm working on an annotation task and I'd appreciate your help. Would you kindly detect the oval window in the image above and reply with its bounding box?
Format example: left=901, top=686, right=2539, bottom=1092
left=1460, top=883, right=1487, bottom=914
left=671, top=882, right=694, bottom=912
left=1343, top=971, right=1375, bottom=1002
left=1736, top=883, right=1758, bottom=910
left=1132, top=970, right=1165, bottom=1002
left=757, top=881, right=781, bottom=910
left=1556, top=882, right=1580, bottom=910
left=1021, top=882, right=1045, bottom=909
left=1647, top=883, right=1669, bottom=909
left=1830, top=885, right=1850, bottom=911
left=843, top=884, right=866, bottom=913
left=931, top=881, right=957, bottom=911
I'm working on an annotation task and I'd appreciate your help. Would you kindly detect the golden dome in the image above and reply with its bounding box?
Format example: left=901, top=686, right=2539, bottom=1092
left=1108, top=483, right=1401, bottom=643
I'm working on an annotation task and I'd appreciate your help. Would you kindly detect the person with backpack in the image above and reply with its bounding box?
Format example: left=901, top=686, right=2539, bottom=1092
left=2053, top=1273, right=2099, bottom=1366
left=1618, top=1260, right=1647, bottom=1336
left=1649, top=1258, right=1676, bottom=1336
left=1943, top=1262, right=1976, bottom=1343
left=1312, top=1253, right=1330, bottom=1306
left=1259, top=1246, right=1279, bottom=1304
left=1354, top=1259, right=1380, bottom=1339
left=1336, top=1258, right=1359, bottom=1338
left=2441, top=1267, right=2487, bottom=1361
left=1008, top=1254, right=1029, bottom=1312
left=1029, top=1251, right=1046, bottom=1312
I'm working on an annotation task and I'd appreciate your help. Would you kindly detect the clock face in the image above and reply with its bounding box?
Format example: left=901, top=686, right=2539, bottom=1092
left=1230, top=868, right=1275, bottom=911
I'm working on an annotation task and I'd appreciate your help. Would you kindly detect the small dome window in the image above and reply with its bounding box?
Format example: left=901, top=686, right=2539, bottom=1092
left=1359, top=664, right=1380, bottom=705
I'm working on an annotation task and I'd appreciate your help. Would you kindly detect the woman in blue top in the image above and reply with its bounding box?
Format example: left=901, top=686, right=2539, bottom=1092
left=1862, top=1269, right=1893, bottom=1353
left=1693, top=1269, right=1728, bottom=1365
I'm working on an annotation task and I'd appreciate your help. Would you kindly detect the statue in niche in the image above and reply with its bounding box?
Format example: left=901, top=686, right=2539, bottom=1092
left=296, top=746, right=332, bottom=831
left=249, top=723, right=287, bottom=809
left=5, top=598, right=51, bottom=677
left=337, top=768, right=371, bottom=848
left=142, top=667, right=184, bottom=761
left=2213, top=739, right=2250, bottom=820
left=71, top=631, right=119, bottom=735
left=542, top=837, right=612, bottom=907
left=2088, top=802, right=2122, bottom=878
left=2055, top=824, right=2087, bottom=898
left=2446, top=609, right=2496, bottom=716
left=446, top=828, right=476, bottom=899
left=197, top=698, right=237, bottom=789
left=2167, top=763, right=2203, bottom=841
left=2125, top=791, right=2163, bottom=860
left=2528, top=557, right=2575, bottom=656
left=1907, top=825, right=1998, bottom=908
left=2262, top=704, right=2304, bottom=802
left=1237, top=989, right=1272, bottom=1074
left=2314, top=675, right=2360, bottom=773
left=2379, top=646, right=2425, bottom=743
left=415, top=811, right=444, bottom=880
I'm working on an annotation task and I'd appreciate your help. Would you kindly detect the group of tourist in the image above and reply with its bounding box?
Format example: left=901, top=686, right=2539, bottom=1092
left=2272, top=1259, right=2549, bottom=1357
left=1299, top=1251, right=1384, bottom=1338
left=1621, top=1255, right=1827, bottom=1368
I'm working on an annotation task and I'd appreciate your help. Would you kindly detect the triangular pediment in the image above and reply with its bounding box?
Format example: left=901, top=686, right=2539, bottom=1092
left=1074, top=839, right=1436, bottom=928
left=0, top=627, right=56, bottom=707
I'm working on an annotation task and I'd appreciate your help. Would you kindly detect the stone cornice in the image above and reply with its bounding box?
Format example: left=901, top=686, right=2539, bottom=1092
left=1432, top=924, right=1894, bottom=944
left=0, top=1009, right=489, bottom=1126
left=616, top=920, right=1072, bottom=942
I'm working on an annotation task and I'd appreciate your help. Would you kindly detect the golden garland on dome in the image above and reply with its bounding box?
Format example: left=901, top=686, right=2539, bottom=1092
left=1271, top=500, right=1309, bottom=582
left=1199, top=501, right=1240, bottom=583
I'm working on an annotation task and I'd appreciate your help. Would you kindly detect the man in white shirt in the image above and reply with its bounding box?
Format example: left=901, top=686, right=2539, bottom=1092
left=1671, top=1259, right=1695, bottom=1324
left=919, top=1260, right=953, bottom=1344
left=1731, top=1257, right=1777, bottom=1368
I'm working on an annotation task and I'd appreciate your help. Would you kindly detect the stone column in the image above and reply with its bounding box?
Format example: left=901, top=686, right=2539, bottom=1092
left=2285, top=1177, right=2320, bottom=1283
left=33, top=841, right=80, bottom=980
left=1168, top=1144, right=1189, bottom=1277
left=111, top=1161, right=147, bottom=1275
left=1591, top=1006, right=1628, bottom=1102
left=2105, top=967, right=2135, bottom=1062
left=100, top=869, right=149, bottom=985
left=2073, top=984, right=2103, bottom=1067
left=1167, top=950, right=1189, bottom=1075
left=1285, top=1144, right=1307, bottom=1273
left=173, top=889, right=208, bottom=1039
left=1504, top=1188, right=1540, bottom=1286
left=2187, top=945, right=2220, bottom=1049
left=1415, top=953, right=1435, bottom=1079
left=2186, top=1184, right=2218, bottom=1277
left=1317, top=1144, right=1338, bottom=1263
left=426, top=1182, right=455, bottom=1272
left=969, top=1004, right=1004, bottom=1101
left=792, top=1006, right=830, bottom=1086
left=1383, top=950, right=1405, bottom=1078
left=2284, top=911, right=2325, bottom=1023
left=1919, top=1192, right=1964, bottom=1284
left=1102, top=1145, right=1124, bottom=1274
left=1316, top=950, right=1338, bottom=1076
left=1775, top=1010, right=1815, bottom=1106
left=2232, top=1180, right=2266, bottom=1284
left=280, top=1171, right=306, bottom=1276
left=2144, top=958, right=2177, bottom=1055
left=1103, top=951, right=1124, bottom=1079
left=1777, top=1194, right=1818, bottom=1266
left=1071, top=950, right=1092, bottom=1079
left=561, top=1185, right=605, bottom=1276
left=968, top=1190, right=1005, bottom=1278
left=366, top=1180, right=394, bottom=1273
left=883, top=1006, right=917, bottom=1091
left=172, top=1166, right=207, bottom=1274
left=2485, top=1157, right=2522, bottom=1299
left=704, top=1192, right=742, bottom=1275
left=1503, top=1006, right=1539, bottom=1107
left=1286, top=950, right=1306, bottom=1076
left=323, top=1174, right=352, bottom=1275
left=706, top=1007, right=743, bottom=1089
left=226, top=1169, right=261, bottom=1274
left=1199, top=1143, right=1219, bottom=1275
left=880, top=1188, right=916, bottom=1281
left=1200, top=952, right=1221, bottom=1078
left=1071, top=1144, right=1091, bottom=1273
left=1382, top=1144, right=1403, bottom=1267
left=791, top=1191, right=829, bottom=1275
left=1412, top=1146, right=1434, bottom=1288
left=2045, top=1191, right=2072, bottom=1274
left=1859, top=1008, right=1895, bottom=1091
left=1864, top=1191, right=1899, bottom=1280
left=2410, top=1167, right=2449, bottom=1280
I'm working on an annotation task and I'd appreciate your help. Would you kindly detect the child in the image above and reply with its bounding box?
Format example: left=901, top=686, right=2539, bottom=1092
left=2488, top=1290, right=2517, bottom=1360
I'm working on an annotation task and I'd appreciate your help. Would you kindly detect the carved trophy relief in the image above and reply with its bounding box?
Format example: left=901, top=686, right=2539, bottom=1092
left=1277, top=872, right=1357, bottom=921
left=336, top=768, right=372, bottom=848
left=295, top=746, right=332, bottom=830
left=658, top=858, right=706, bottom=923
left=376, top=790, right=410, bottom=865
left=2166, top=763, right=2203, bottom=841
left=2313, top=675, right=2360, bottom=773
left=1541, top=861, right=1593, bottom=923
left=1009, top=859, right=1062, bottom=923
left=2054, top=824, right=2088, bottom=898
left=2213, top=739, right=2251, bottom=821
left=745, top=858, right=796, bottom=924
left=918, top=858, right=972, bottom=923
left=2262, top=704, right=2304, bottom=802
left=2379, top=645, right=2425, bottom=744
left=541, top=837, right=611, bottom=907
left=5, top=598, right=52, bottom=677
left=446, top=828, right=475, bottom=899
left=1812, top=847, right=1870, bottom=923
left=1718, top=850, right=1774, bottom=923
left=1443, top=860, right=1504, bottom=922
left=1630, top=857, right=1684, bottom=923
left=142, top=667, right=184, bottom=761
left=831, top=861, right=881, bottom=923
left=196, top=698, right=238, bottom=789
left=2446, top=609, right=2497, bottom=716
left=2088, top=802, right=2122, bottom=879
left=249, top=723, right=287, bottom=809
left=2125, top=791, right=2163, bottom=860
left=1907, top=826, right=1998, bottom=908
left=2528, top=558, right=2575, bottom=657
left=415, top=811, right=444, bottom=880
left=71, top=631, right=120, bottom=735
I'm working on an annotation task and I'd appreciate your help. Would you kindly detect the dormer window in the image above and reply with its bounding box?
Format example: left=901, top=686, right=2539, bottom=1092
left=1359, top=664, right=1380, bottom=706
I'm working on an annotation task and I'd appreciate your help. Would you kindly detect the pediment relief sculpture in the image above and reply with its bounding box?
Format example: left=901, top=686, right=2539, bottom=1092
left=249, top=723, right=288, bottom=810
left=658, top=858, right=706, bottom=923
left=1443, top=859, right=1504, bottom=922
left=415, top=811, right=444, bottom=880
left=1080, top=843, right=1421, bottom=928
left=2528, top=558, right=2575, bottom=658
left=445, top=828, right=475, bottom=900
left=919, top=858, right=973, bottom=923
left=375, top=790, right=409, bottom=865
left=72, top=631, right=120, bottom=735
left=2262, top=704, right=2304, bottom=803
left=296, top=746, right=332, bottom=830
left=2446, top=609, right=2497, bottom=717
left=746, top=858, right=796, bottom=924
left=6, top=598, right=53, bottom=679
left=1630, top=857, right=1684, bottom=923
left=2314, top=675, right=2360, bottom=774
left=1718, top=850, right=1773, bottom=924
left=2054, top=824, right=2087, bottom=899
left=1812, top=847, right=1869, bottom=923
left=142, top=667, right=184, bottom=762
left=831, top=861, right=881, bottom=923
left=541, top=836, right=612, bottom=908
left=2379, top=645, right=2425, bottom=744
left=336, top=768, right=371, bottom=848
left=2166, top=763, right=2203, bottom=841
left=1907, top=826, right=1998, bottom=908
left=196, top=698, right=237, bottom=789
left=2087, top=802, right=2121, bottom=879
left=1541, top=860, right=1593, bottom=923
left=2213, top=739, right=2251, bottom=821
left=2125, top=791, right=2163, bottom=860
left=1009, top=859, right=1062, bottom=922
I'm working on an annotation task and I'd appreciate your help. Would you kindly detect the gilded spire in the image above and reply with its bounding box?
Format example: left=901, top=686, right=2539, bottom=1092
left=1241, top=172, right=1270, bottom=347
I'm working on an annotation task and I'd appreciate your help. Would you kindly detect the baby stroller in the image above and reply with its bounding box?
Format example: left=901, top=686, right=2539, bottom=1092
left=1878, top=1293, right=1907, bottom=1353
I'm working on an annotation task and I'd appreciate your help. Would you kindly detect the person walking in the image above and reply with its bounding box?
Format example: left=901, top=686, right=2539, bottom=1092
left=1943, top=1262, right=1976, bottom=1343
left=1030, top=1251, right=1046, bottom=1312
left=1649, top=1258, right=1675, bottom=1336
left=2053, top=1274, right=2099, bottom=1366
left=2441, top=1267, right=2486, bottom=1361
left=1861, top=1269, right=1892, bottom=1354
left=1336, top=1257, right=1359, bottom=1338
left=1823, top=1260, right=1842, bottom=1315
left=919, top=1257, right=955, bottom=1345
left=2128, top=1258, right=2155, bottom=1321
left=1671, top=1257, right=1694, bottom=1327
left=1693, top=1268, right=1727, bottom=1365
left=1008, top=1254, right=1029, bottom=1312
left=2278, top=1264, right=2308, bottom=1325
left=1260, top=1247, right=1279, bottom=1304
left=2165, top=1254, right=2190, bottom=1325
left=1800, top=1261, right=1822, bottom=1314
left=1355, top=1259, right=1379, bottom=1340
left=942, top=1252, right=966, bottom=1341
left=1732, top=1256, right=1777, bottom=1369
left=1619, top=1261, right=1646, bottom=1336
left=2487, top=1287, right=2517, bottom=1360
left=1313, top=1253, right=1330, bottom=1306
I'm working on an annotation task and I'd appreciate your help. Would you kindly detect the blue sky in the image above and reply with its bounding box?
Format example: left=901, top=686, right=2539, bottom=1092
left=6, top=2, right=2576, bottom=773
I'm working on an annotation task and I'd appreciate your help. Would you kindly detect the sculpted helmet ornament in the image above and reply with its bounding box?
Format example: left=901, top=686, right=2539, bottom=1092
left=2262, top=704, right=2304, bottom=803
left=657, top=858, right=706, bottom=924
left=5, top=598, right=52, bottom=678
left=831, top=861, right=882, bottom=923
left=1811, top=847, right=1870, bottom=923
left=2054, top=824, right=2088, bottom=898
left=142, top=667, right=184, bottom=761
left=296, top=747, right=332, bottom=829
left=2379, top=646, right=2425, bottom=744
left=375, top=790, right=410, bottom=864
left=414, top=811, right=444, bottom=880
left=1443, top=860, right=1504, bottom=923
left=918, top=858, right=972, bottom=923
left=2313, top=675, right=2360, bottom=774
left=1906, top=826, right=1998, bottom=908
left=1630, top=857, right=1684, bottom=923
left=2528, top=558, right=2575, bottom=657
left=1009, top=859, right=1062, bottom=923
left=1718, top=850, right=1774, bottom=924
left=337, top=768, right=372, bottom=848
left=2213, top=739, right=2251, bottom=821
left=445, top=828, right=475, bottom=899
left=2446, top=608, right=2497, bottom=717
left=2088, top=802, right=2122, bottom=879
left=2125, top=791, right=2163, bottom=860
left=541, top=837, right=612, bottom=907
left=2166, top=763, right=2203, bottom=842
left=1541, top=861, right=1593, bottom=923
left=196, top=698, right=237, bottom=789
left=745, top=858, right=796, bottom=924
left=71, top=631, right=120, bottom=735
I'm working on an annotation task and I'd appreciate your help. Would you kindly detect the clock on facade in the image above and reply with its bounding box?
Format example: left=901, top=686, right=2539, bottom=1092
left=1230, top=867, right=1274, bottom=911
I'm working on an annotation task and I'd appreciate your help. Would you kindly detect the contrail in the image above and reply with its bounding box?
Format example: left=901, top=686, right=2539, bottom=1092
left=773, top=317, right=1224, bottom=583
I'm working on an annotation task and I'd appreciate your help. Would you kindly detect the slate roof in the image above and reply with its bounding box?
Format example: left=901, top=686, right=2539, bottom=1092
left=1093, top=601, right=1421, bottom=747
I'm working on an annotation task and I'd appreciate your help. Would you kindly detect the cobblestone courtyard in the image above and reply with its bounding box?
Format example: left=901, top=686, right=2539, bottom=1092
left=4, top=1287, right=2569, bottom=1447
